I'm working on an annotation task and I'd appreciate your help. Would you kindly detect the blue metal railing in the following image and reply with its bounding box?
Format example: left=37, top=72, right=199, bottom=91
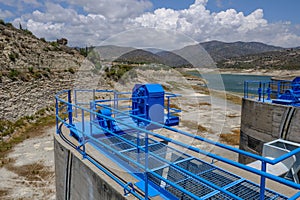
left=56, top=89, right=300, bottom=199
left=244, top=80, right=300, bottom=106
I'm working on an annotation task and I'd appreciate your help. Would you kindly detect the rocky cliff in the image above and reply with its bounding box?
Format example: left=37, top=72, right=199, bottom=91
left=0, top=22, right=84, bottom=123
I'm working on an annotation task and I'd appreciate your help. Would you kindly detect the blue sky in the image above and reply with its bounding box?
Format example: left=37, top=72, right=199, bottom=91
left=0, top=0, right=300, bottom=47
left=205, top=0, right=300, bottom=24
left=150, top=0, right=300, bottom=24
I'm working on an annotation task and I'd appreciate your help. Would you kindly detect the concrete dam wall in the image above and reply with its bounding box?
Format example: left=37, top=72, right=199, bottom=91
left=239, top=98, right=300, bottom=164
left=54, top=134, right=129, bottom=200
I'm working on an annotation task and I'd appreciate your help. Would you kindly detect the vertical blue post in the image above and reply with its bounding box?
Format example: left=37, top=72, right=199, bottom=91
left=258, top=82, right=262, bottom=101
left=55, top=97, right=59, bottom=134
left=259, top=161, right=267, bottom=200
left=144, top=130, right=149, bottom=200
left=114, top=91, right=117, bottom=110
left=244, top=81, right=246, bottom=98
left=74, top=89, right=78, bottom=118
left=137, top=131, right=140, bottom=165
left=167, top=96, right=170, bottom=121
left=90, top=101, right=94, bottom=137
left=144, top=98, right=148, bottom=120
left=68, top=90, right=73, bottom=136
left=81, top=109, right=86, bottom=157
left=277, top=81, right=281, bottom=99
left=262, top=82, right=265, bottom=102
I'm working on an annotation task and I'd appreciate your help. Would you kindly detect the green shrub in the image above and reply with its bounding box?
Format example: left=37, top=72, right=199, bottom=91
left=50, top=41, right=58, bottom=47
left=8, top=52, right=19, bottom=62
left=44, top=67, right=51, bottom=73
left=0, top=19, right=5, bottom=25
left=49, top=41, right=61, bottom=51
left=0, top=120, right=14, bottom=137
left=33, top=71, right=43, bottom=79
left=23, top=29, right=33, bottom=35
left=105, top=65, right=133, bottom=81
left=5, top=22, right=13, bottom=27
left=28, top=66, right=34, bottom=73
left=8, top=69, right=20, bottom=80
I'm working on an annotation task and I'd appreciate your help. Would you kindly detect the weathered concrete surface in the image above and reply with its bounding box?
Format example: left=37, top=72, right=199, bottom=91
left=239, top=98, right=300, bottom=164
left=54, top=133, right=131, bottom=200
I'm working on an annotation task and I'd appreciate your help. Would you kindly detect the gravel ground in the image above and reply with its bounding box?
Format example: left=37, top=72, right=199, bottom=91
left=0, top=126, right=56, bottom=200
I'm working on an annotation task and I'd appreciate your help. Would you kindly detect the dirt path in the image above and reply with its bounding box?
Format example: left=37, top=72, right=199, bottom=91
left=0, top=126, right=56, bottom=200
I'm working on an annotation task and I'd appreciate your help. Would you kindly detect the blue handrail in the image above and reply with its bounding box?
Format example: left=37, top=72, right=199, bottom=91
left=56, top=89, right=300, bottom=199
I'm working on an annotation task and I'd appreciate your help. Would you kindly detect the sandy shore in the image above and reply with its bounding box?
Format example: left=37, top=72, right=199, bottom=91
left=198, top=67, right=300, bottom=78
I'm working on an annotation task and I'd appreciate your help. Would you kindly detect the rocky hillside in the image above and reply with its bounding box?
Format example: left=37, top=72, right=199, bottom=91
left=0, top=21, right=85, bottom=123
left=217, top=48, right=300, bottom=69
left=0, top=23, right=82, bottom=72
left=200, top=40, right=283, bottom=62
left=115, top=49, right=161, bottom=64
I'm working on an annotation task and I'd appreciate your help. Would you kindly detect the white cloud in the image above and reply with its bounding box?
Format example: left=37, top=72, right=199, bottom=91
left=131, top=1, right=300, bottom=47
left=58, top=0, right=152, bottom=19
left=10, top=0, right=300, bottom=48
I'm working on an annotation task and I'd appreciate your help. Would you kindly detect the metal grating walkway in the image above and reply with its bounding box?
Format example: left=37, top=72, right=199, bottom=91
left=84, top=129, right=289, bottom=200
left=56, top=89, right=300, bottom=199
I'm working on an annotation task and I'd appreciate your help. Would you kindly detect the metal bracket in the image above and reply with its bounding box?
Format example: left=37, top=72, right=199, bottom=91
left=123, top=182, right=135, bottom=196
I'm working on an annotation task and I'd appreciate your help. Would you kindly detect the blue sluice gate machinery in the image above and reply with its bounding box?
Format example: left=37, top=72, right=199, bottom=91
left=56, top=83, right=300, bottom=199
left=244, top=77, right=300, bottom=106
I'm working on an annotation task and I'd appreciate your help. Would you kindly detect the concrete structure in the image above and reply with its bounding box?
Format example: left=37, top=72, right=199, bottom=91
left=54, top=88, right=300, bottom=199
left=239, top=98, right=300, bottom=164
left=54, top=132, right=131, bottom=200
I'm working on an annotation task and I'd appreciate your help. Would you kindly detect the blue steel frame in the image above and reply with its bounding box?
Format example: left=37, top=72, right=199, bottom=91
left=56, top=89, right=300, bottom=200
left=244, top=80, right=300, bottom=105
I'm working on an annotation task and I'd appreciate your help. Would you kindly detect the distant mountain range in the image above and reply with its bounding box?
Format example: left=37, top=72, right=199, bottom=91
left=199, top=40, right=284, bottom=61
left=98, top=40, right=300, bottom=69
left=218, top=48, right=300, bottom=69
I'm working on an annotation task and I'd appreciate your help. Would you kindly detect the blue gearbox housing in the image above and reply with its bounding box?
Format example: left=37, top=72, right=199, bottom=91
left=132, top=84, right=165, bottom=129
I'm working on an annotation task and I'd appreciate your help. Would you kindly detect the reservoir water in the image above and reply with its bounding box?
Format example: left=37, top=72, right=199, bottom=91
left=198, top=73, right=271, bottom=94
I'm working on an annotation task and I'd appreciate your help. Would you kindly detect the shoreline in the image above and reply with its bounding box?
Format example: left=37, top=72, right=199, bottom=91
left=183, top=67, right=300, bottom=78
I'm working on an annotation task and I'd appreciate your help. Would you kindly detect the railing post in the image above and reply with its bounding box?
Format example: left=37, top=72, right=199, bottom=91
left=74, top=89, right=78, bottom=118
left=144, top=131, right=149, bottom=200
left=68, top=90, right=73, bottom=136
left=90, top=101, right=94, bottom=136
left=55, top=97, right=59, bottom=134
left=267, top=82, right=271, bottom=100
left=258, top=82, right=262, bottom=101
left=262, top=82, right=265, bottom=102
left=244, top=81, right=246, bottom=98
left=137, top=130, right=140, bottom=165
left=277, top=81, right=281, bottom=99
left=259, top=161, right=267, bottom=200
left=81, top=108, right=86, bottom=157
left=167, top=96, right=170, bottom=121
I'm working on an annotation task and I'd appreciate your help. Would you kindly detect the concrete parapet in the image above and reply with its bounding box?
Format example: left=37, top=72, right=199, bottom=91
left=54, top=133, right=129, bottom=200
left=239, top=98, right=300, bottom=164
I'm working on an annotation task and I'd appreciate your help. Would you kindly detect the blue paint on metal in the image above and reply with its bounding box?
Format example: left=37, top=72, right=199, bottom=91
left=244, top=77, right=300, bottom=106
left=132, top=83, right=165, bottom=129
left=55, top=85, right=300, bottom=199
left=135, top=181, right=160, bottom=197
left=259, top=161, right=267, bottom=200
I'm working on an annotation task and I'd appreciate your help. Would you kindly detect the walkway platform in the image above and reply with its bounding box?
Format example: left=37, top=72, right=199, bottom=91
left=56, top=88, right=300, bottom=199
